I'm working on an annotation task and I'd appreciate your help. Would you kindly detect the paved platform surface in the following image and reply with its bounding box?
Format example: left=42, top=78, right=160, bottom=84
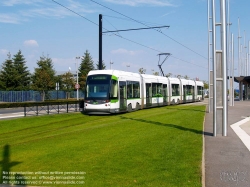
left=204, top=100, right=250, bottom=187
left=241, top=121, right=250, bottom=136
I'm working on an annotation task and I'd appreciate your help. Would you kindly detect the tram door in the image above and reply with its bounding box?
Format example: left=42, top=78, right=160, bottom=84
left=146, top=83, right=152, bottom=107
left=183, top=85, right=187, bottom=103
left=192, top=86, right=195, bottom=102
left=163, top=84, right=168, bottom=105
left=119, top=81, right=127, bottom=112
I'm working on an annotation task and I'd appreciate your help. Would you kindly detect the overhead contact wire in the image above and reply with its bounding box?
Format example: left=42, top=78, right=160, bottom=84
left=89, top=0, right=207, bottom=60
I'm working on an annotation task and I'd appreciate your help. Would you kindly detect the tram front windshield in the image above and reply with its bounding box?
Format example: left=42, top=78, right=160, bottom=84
left=85, top=75, right=111, bottom=100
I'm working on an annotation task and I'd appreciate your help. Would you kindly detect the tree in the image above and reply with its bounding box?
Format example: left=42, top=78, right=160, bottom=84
left=203, top=80, right=209, bottom=89
left=0, top=78, right=3, bottom=90
left=32, top=55, right=56, bottom=101
left=0, top=53, right=15, bottom=90
left=0, top=71, right=3, bottom=89
left=0, top=51, right=30, bottom=90
left=153, top=72, right=159, bottom=76
left=183, top=75, right=189, bottom=80
left=165, top=73, right=172, bottom=77
left=12, top=50, right=31, bottom=90
left=138, top=68, right=146, bottom=74
left=61, top=71, right=75, bottom=98
left=78, top=50, right=95, bottom=90
left=96, top=60, right=106, bottom=70
left=61, top=72, right=75, bottom=90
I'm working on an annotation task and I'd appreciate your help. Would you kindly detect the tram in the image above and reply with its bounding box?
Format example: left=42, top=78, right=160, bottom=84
left=84, top=70, right=204, bottom=114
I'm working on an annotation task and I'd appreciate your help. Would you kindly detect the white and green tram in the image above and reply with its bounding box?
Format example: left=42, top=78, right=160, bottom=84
left=84, top=70, right=204, bottom=114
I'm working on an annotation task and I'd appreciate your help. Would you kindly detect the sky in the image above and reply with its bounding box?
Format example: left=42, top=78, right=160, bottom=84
left=0, top=0, right=250, bottom=82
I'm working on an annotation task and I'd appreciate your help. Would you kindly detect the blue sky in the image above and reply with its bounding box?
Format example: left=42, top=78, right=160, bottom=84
left=0, top=0, right=249, bottom=81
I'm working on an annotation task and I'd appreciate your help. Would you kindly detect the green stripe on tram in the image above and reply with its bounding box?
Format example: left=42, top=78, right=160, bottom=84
left=111, top=99, right=118, bottom=103
left=111, top=75, right=118, bottom=81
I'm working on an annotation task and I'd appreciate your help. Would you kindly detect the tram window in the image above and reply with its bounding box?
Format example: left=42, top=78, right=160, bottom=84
left=172, top=84, right=180, bottom=96
left=146, top=83, right=151, bottom=98
left=110, top=80, right=118, bottom=98
left=163, top=84, right=168, bottom=97
left=186, top=85, right=193, bottom=95
left=127, top=81, right=140, bottom=99
left=152, top=83, right=163, bottom=97
left=133, top=82, right=140, bottom=98
left=152, top=83, right=157, bottom=96
left=85, top=74, right=112, bottom=99
left=127, top=82, right=133, bottom=98
left=157, top=83, right=162, bottom=96
left=197, top=86, right=203, bottom=95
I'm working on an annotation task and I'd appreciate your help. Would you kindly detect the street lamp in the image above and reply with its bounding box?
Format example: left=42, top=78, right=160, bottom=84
left=110, top=60, right=114, bottom=69
left=75, top=57, right=80, bottom=100
left=126, top=64, right=130, bottom=71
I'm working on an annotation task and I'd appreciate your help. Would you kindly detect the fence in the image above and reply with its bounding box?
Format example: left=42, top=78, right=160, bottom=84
left=24, top=101, right=82, bottom=116
left=0, top=90, right=85, bottom=102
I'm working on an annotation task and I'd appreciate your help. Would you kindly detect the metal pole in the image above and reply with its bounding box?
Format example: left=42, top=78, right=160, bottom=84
left=77, top=62, right=79, bottom=100
left=24, top=105, right=26, bottom=117
left=241, top=44, right=243, bottom=77
left=110, top=60, right=113, bottom=69
left=227, top=0, right=232, bottom=106
left=238, top=18, right=241, bottom=76
left=247, top=41, right=249, bottom=76
left=208, top=0, right=211, bottom=113
left=99, top=14, right=103, bottom=70
left=76, top=57, right=80, bottom=100
left=243, top=31, right=245, bottom=76
left=221, top=0, right=227, bottom=136
left=227, top=0, right=231, bottom=76
left=212, top=0, right=217, bottom=136
left=126, top=64, right=130, bottom=71
left=56, top=82, right=59, bottom=100
left=249, top=41, right=250, bottom=75
left=232, top=33, right=234, bottom=106
left=244, top=31, right=247, bottom=76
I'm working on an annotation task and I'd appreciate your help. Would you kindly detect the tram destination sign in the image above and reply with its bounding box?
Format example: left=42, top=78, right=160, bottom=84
left=91, top=75, right=108, bottom=80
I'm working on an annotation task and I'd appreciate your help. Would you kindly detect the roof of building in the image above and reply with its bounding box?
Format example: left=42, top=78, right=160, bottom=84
left=233, top=76, right=250, bottom=84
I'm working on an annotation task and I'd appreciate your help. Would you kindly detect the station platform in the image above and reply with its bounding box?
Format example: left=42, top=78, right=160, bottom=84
left=204, top=100, right=250, bottom=187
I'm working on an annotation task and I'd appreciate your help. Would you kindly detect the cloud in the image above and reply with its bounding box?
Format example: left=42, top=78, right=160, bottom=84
left=52, top=57, right=75, bottom=66
left=1, top=0, right=42, bottom=6
left=23, top=40, right=39, bottom=47
left=103, top=0, right=174, bottom=7
left=22, top=1, right=95, bottom=19
left=111, top=48, right=143, bottom=56
left=0, top=49, right=9, bottom=55
left=159, top=11, right=176, bottom=18
left=0, top=14, right=23, bottom=24
left=52, top=57, right=80, bottom=72
left=0, top=0, right=96, bottom=24
left=21, top=7, right=72, bottom=19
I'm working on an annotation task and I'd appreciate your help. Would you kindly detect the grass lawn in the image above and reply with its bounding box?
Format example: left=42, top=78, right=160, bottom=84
left=0, top=104, right=206, bottom=187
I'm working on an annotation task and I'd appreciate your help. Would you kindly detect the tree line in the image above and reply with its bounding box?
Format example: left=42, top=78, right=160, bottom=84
left=0, top=50, right=105, bottom=93
left=0, top=49, right=208, bottom=94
